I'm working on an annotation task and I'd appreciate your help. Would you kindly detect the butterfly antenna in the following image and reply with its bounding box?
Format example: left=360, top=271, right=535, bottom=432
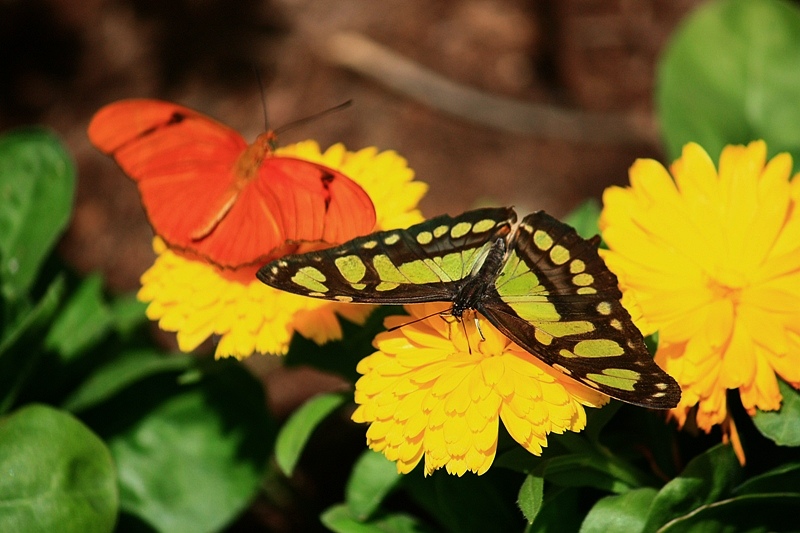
left=386, top=307, right=449, bottom=333
left=252, top=65, right=270, bottom=131
left=274, top=100, right=353, bottom=135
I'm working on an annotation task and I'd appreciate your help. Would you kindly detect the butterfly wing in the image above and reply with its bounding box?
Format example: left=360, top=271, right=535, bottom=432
left=88, top=99, right=376, bottom=268
left=479, top=211, right=681, bottom=408
left=257, top=207, right=516, bottom=303
left=88, top=99, right=249, bottom=258
left=253, top=157, right=377, bottom=250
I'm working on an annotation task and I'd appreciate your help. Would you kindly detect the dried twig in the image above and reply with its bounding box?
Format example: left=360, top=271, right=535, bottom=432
left=318, top=32, right=658, bottom=145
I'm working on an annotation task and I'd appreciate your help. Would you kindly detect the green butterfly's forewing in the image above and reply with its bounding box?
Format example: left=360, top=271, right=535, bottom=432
left=257, top=207, right=515, bottom=303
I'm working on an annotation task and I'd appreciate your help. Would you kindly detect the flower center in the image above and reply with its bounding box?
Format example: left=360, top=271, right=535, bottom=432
left=707, top=276, right=743, bottom=304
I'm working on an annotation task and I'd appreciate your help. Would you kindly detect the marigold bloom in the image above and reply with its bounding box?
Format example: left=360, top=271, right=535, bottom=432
left=600, top=141, right=800, bottom=461
left=352, top=303, right=609, bottom=476
left=138, top=141, right=427, bottom=358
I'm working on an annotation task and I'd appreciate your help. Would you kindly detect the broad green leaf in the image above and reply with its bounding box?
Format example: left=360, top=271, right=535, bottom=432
left=104, top=361, right=275, bottom=533
left=579, top=487, right=657, bottom=533
left=752, top=378, right=800, bottom=446
left=657, top=0, right=800, bottom=162
left=275, top=392, right=347, bottom=476
left=62, top=349, right=193, bottom=413
left=518, top=474, right=544, bottom=523
left=0, top=129, right=75, bottom=300
left=0, top=404, right=117, bottom=533
left=658, top=493, right=800, bottom=533
left=643, top=444, right=741, bottom=533
left=734, top=461, right=800, bottom=496
left=564, top=199, right=601, bottom=241
left=346, top=450, right=402, bottom=520
left=45, top=274, right=112, bottom=361
left=321, top=504, right=435, bottom=533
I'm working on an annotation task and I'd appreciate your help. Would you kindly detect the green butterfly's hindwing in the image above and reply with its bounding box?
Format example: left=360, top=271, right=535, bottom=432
left=256, top=207, right=516, bottom=304
left=478, top=211, right=680, bottom=409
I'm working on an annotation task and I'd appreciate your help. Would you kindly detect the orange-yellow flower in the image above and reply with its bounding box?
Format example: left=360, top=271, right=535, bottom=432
left=600, top=141, right=800, bottom=462
left=352, top=303, right=608, bottom=476
left=138, top=141, right=427, bottom=358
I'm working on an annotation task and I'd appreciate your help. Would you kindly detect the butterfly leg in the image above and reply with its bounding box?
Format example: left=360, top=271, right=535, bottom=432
left=473, top=314, right=486, bottom=342
left=439, top=312, right=457, bottom=324
left=438, top=314, right=474, bottom=354
left=461, top=318, right=473, bottom=355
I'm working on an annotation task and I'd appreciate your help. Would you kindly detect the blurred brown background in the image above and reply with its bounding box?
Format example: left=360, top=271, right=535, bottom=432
left=2, top=0, right=702, bottom=293
left=2, top=0, right=705, bottom=530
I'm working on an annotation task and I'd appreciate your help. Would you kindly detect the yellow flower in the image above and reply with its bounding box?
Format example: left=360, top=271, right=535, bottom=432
left=352, top=303, right=609, bottom=476
left=138, top=141, right=427, bottom=358
left=600, top=141, right=800, bottom=462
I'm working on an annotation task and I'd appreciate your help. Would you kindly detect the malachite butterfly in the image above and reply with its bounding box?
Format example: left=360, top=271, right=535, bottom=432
left=257, top=207, right=681, bottom=409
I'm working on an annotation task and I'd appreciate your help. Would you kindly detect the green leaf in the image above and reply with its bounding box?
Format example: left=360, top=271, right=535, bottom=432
left=346, top=450, right=402, bottom=520
left=579, top=487, right=657, bottom=533
left=518, top=474, right=544, bottom=523
left=275, top=391, right=347, bottom=476
left=108, top=293, right=148, bottom=336
left=642, top=444, right=741, bottom=533
left=0, top=129, right=75, bottom=300
left=657, top=0, right=800, bottom=162
left=44, top=274, right=112, bottom=361
left=104, top=360, right=275, bottom=533
left=62, top=349, right=193, bottom=413
left=405, top=469, right=523, bottom=533
left=601, top=406, right=679, bottom=481
left=494, top=430, right=656, bottom=492
left=644, top=331, right=659, bottom=357
left=527, top=487, right=583, bottom=533
left=734, top=461, right=800, bottom=496
left=0, top=275, right=65, bottom=412
left=563, top=199, right=601, bottom=241
left=321, top=504, right=435, bottom=533
left=658, top=493, right=800, bottom=533
left=538, top=452, right=640, bottom=494
left=583, top=402, right=622, bottom=444
left=0, top=404, right=117, bottom=533
left=752, top=378, right=800, bottom=446
left=0, top=275, right=65, bottom=358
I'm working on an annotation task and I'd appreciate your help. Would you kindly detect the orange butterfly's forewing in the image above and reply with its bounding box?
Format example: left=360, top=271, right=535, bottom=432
left=88, top=99, right=376, bottom=269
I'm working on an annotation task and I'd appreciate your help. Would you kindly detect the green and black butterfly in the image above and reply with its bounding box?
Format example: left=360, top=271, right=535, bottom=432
left=257, top=207, right=681, bottom=409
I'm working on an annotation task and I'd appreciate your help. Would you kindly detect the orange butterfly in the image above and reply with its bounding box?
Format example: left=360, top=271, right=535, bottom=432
left=88, top=99, right=376, bottom=269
